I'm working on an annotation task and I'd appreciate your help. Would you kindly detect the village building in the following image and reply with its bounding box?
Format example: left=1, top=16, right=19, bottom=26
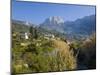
left=20, top=32, right=29, bottom=39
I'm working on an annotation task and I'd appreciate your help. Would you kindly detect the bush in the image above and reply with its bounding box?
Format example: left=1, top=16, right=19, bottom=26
left=78, top=33, right=96, bottom=69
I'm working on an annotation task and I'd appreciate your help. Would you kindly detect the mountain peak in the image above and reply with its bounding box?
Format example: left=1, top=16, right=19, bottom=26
left=49, top=16, right=64, bottom=24
left=42, top=16, right=64, bottom=25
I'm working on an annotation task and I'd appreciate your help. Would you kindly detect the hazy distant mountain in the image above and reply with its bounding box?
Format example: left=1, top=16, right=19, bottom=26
left=64, top=15, right=96, bottom=35
left=12, top=20, right=30, bottom=32
left=12, top=20, right=37, bottom=26
left=40, top=15, right=96, bottom=36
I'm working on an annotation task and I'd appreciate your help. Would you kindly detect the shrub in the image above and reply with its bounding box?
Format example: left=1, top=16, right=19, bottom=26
left=78, top=33, right=96, bottom=69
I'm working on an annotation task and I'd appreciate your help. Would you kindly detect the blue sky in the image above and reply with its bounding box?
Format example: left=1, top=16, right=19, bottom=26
left=12, top=0, right=96, bottom=24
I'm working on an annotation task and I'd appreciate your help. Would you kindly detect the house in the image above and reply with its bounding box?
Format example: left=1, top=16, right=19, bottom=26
left=20, top=32, right=29, bottom=39
left=25, top=32, right=29, bottom=39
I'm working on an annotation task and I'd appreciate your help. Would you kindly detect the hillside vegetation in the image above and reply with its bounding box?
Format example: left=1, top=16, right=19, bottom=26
left=12, top=31, right=77, bottom=74
left=12, top=20, right=96, bottom=74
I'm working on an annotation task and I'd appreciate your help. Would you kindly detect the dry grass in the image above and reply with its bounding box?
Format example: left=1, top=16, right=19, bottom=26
left=51, top=39, right=77, bottom=70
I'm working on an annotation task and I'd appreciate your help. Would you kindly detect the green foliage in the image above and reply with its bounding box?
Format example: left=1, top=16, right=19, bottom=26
left=78, top=33, right=96, bottom=69
left=29, top=26, right=38, bottom=40
left=29, top=26, right=34, bottom=40
left=34, top=28, right=38, bottom=39
left=12, top=37, right=77, bottom=74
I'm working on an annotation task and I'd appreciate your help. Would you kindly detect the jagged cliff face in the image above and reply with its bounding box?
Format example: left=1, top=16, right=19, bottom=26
left=40, top=16, right=65, bottom=33
left=45, top=16, right=64, bottom=25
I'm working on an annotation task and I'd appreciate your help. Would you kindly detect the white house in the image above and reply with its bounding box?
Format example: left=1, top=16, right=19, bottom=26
left=25, top=32, right=29, bottom=39
left=20, top=32, right=29, bottom=39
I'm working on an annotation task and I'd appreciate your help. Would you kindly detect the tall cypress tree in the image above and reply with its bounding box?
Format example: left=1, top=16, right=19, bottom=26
left=34, top=28, right=38, bottom=39
left=29, top=26, right=34, bottom=40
